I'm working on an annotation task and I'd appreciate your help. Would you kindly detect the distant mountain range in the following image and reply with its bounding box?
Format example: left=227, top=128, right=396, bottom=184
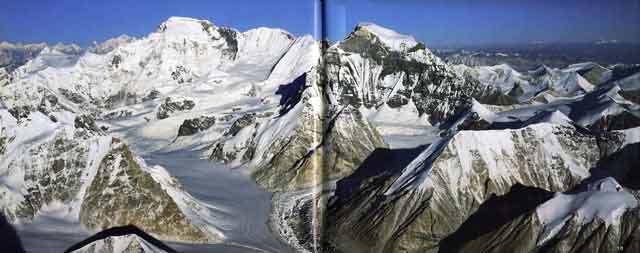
left=0, top=35, right=134, bottom=72
left=435, top=41, right=640, bottom=72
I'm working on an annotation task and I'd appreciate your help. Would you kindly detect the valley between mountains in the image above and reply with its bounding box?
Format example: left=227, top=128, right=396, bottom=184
left=1, top=17, right=639, bottom=253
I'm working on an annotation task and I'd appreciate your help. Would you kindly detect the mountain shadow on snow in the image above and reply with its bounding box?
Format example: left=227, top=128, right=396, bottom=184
left=439, top=184, right=554, bottom=252
left=0, top=212, right=25, bottom=253
left=276, top=73, right=307, bottom=115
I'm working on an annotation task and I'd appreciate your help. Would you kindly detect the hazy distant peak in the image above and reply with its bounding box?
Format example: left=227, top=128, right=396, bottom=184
left=50, top=42, right=82, bottom=54
left=88, top=34, right=135, bottom=54
left=0, top=41, right=47, bottom=50
left=595, top=39, right=620, bottom=45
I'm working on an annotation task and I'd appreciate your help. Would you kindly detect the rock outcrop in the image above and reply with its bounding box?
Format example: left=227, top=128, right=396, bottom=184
left=177, top=115, right=216, bottom=136
left=156, top=96, right=196, bottom=120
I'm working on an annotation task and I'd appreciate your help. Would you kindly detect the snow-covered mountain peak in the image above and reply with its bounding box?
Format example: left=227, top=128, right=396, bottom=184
left=530, top=64, right=554, bottom=77
left=244, top=26, right=294, bottom=39
left=156, top=16, right=221, bottom=43
left=160, top=16, right=213, bottom=29
left=354, top=22, right=419, bottom=52
left=164, top=16, right=205, bottom=23
left=237, top=27, right=295, bottom=57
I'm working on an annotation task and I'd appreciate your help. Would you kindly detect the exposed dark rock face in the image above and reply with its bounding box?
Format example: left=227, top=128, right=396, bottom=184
left=142, top=90, right=160, bottom=102
left=110, top=54, right=122, bottom=68
left=170, top=65, right=193, bottom=84
left=177, top=115, right=216, bottom=136
left=225, top=113, right=256, bottom=137
left=101, top=109, right=133, bottom=120
left=156, top=96, right=195, bottom=119
left=325, top=25, right=515, bottom=124
left=8, top=105, right=33, bottom=122
left=588, top=110, right=640, bottom=132
left=508, top=81, right=525, bottom=98
left=456, top=111, right=493, bottom=131
left=477, top=88, right=519, bottom=105
left=386, top=94, right=409, bottom=108
left=198, top=20, right=239, bottom=61
left=217, top=27, right=239, bottom=60
left=280, top=195, right=316, bottom=251
left=74, top=114, right=101, bottom=132
left=209, top=112, right=258, bottom=163
left=103, top=90, right=138, bottom=109
left=37, top=91, right=70, bottom=121
left=621, top=89, right=640, bottom=104
left=0, top=67, right=9, bottom=86
left=80, top=138, right=211, bottom=243
left=59, top=88, right=86, bottom=104
left=210, top=142, right=236, bottom=163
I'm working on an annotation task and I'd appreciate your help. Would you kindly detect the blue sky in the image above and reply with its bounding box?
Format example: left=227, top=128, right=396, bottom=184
left=326, top=0, right=640, bottom=46
left=0, top=0, right=318, bottom=46
left=1, top=0, right=639, bottom=47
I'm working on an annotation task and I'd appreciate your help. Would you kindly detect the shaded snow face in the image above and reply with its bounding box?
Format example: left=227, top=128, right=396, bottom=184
left=537, top=177, right=638, bottom=246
